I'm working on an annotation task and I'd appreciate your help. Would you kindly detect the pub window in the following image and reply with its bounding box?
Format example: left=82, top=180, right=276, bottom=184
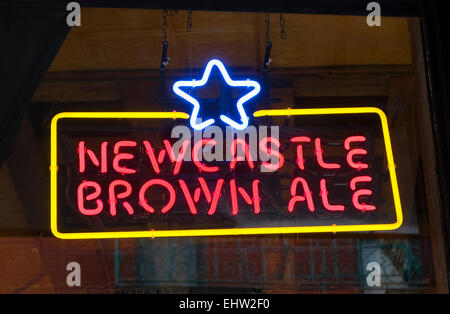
left=0, top=5, right=448, bottom=295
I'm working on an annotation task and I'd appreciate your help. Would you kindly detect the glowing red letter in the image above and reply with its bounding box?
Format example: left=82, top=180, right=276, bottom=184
left=288, top=177, right=314, bottom=212
left=192, top=139, right=219, bottom=173
left=315, top=138, right=340, bottom=169
left=290, top=137, right=311, bottom=170
left=164, top=140, right=190, bottom=175
left=259, top=137, right=285, bottom=172
left=139, top=179, right=176, bottom=214
left=109, top=180, right=134, bottom=216
left=143, top=140, right=190, bottom=175
left=77, top=181, right=103, bottom=215
left=143, top=140, right=163, bottom=174
left=78, top=141, right=108, bottom=173
left=179, top=177, right=224, bottom=215
left=350, top=176, right=376, bottom=211
left=344, top=136, right=368, bottom=170
left=229, top=179, right=261, bottom=215
left=320, top=179, right=344, bottom=211
left=230, top=138, right=255, bottom=170
left=113, top=141, right=137, bottom=175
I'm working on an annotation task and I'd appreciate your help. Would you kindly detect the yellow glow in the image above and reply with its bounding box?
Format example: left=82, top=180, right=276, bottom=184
left=50, top=108, right=403, bottom=239
left=253, top=107, right=403, bottom=232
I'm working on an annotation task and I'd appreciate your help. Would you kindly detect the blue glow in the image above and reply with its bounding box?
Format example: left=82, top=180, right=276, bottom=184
left=172, top=59, right=261, bottom=130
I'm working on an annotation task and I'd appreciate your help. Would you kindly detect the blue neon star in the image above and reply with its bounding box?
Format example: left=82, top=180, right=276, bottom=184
left=172, top=59, right=261, bottom=130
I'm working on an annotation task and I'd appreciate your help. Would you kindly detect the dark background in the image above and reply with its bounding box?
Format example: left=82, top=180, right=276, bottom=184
left=0, top=0, right=449, bottom=292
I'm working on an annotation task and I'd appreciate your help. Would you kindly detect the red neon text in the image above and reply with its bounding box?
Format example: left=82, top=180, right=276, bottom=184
left=75, top=135, right=375, bottom=216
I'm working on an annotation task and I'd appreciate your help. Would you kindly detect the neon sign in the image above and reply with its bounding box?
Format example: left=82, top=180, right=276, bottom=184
left=50, top=108, right=403, bottom=239
left=49, top=59, right=402, bottom=239
left=75, top=135, right=380, bottom=216
left=173, top=59, right=260, bottom=130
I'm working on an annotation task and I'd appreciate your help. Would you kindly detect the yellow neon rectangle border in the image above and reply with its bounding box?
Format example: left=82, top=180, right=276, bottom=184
left=50, top=108, right=402, bottom=239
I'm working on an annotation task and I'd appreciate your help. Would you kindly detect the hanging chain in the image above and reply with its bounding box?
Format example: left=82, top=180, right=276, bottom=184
left=280, top=13, right=286, bottom=40
left=186, top=11, right=193, bottom=32
left=263, top=13, right=272, bottom=71
left=162, top=9, right=168, bottom=42
left=265, top=13, right=271, bottom=42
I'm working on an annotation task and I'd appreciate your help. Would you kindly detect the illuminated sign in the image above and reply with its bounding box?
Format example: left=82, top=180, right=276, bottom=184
left=173, top=59, right=260, bottom=130
left=50, top=60, right=402, bottom=239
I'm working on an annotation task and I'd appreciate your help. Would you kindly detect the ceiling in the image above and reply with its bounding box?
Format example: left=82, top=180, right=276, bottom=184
left=48, top=8, right=413, bottom=72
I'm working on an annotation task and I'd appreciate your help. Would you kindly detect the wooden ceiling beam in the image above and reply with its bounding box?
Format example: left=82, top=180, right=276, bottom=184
left=31, top=65, right=413, bottom=103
